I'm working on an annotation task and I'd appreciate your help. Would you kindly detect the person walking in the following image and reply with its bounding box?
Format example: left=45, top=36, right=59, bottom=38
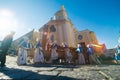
left=0, top=31, right=15, bottom=69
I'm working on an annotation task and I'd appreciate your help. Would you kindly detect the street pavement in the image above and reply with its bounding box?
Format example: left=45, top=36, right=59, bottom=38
left=0, top=56, right=120, bottom=80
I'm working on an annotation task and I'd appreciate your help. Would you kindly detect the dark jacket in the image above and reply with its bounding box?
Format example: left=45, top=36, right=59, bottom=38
left=1, top=34, right=13, bottom=53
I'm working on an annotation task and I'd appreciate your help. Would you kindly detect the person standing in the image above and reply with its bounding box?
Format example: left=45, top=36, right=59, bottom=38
left=114, top=45, right=120, bottom=64
left=34, top=39, right=44, bottom=64
left=62, top=42, right=72, bottom=63
left=0, top=31, right=15, bottom=68
left=50, top=41, right=59, bottom=63
left=76, top=44, right=85, bottom=64
left=87, top=45, right=100, bottom=64
left=17, top=37, right=30, bottom=65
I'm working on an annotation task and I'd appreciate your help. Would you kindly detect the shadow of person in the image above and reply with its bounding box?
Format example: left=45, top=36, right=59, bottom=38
left=31, top=63, right=79, bottom=68
left=0, top=67, right=76, bottom=80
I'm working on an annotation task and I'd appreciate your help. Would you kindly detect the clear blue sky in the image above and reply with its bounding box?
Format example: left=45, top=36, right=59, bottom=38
left=0, top=0, right=120, bottom=49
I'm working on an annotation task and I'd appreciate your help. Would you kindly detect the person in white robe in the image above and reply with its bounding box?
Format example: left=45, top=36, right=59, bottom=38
left=50, top=41, right=59, bottom=63
left=17, top=48, right=27, bottom=65
left=34, top=39, right=44, bottom=64
left=62, top=42, right=72, bottom=63
left=17, top=37, right=29, bottom=65
left=76, top=44, right=85, bottom=64
left=87, top=44, right=101, bottom=64
left=65, top=48, right=72, bottom=63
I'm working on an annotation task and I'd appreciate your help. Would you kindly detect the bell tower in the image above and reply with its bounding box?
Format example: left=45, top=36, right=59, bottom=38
left=55, top=5, right=68, bottom=20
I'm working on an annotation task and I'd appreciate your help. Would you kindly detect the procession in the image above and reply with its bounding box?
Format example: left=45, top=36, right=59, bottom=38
left=16, top=37, right=102, bottom=66
left=1, top=31, right=120, bottom=69
left=0, top=5, right=120, bottom=70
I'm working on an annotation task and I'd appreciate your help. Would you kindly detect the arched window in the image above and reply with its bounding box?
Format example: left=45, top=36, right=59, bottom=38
left=43, top=25, right=48, bottom=32
left=58, top=16, right=62, bottom=20
left=51, top=35, right=54, bottom=42
left=50, top=25, right=56, bottom=32
left=78, top=35, right=83, bottom=40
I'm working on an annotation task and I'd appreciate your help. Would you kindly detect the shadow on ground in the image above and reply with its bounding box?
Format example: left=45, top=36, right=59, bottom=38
left=31, top=63, right=79, bottom=68
left=0, top=67, right=77, bottom=80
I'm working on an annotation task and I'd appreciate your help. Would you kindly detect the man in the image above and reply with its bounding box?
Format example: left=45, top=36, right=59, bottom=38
left=0, top=31, right=15, bottom=69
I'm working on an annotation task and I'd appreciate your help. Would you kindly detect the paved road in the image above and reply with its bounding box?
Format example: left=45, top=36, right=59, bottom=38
left=0, top=56, right=120, bottom=80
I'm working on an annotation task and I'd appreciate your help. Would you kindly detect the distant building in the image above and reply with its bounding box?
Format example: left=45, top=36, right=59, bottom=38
left=12, top=29, right=39, bottom=50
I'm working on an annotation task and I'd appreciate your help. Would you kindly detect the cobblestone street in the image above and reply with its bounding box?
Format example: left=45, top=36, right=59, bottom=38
left=0, top=56, right=120, bottom=80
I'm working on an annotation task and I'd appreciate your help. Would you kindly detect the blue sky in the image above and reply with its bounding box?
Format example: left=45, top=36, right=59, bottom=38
left=0, top=0, right=120, bottom=49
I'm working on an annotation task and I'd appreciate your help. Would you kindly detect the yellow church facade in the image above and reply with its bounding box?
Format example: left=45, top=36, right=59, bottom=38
left=76, top=29, right=98, bottom=45
left=39, top=6, right=99, bottom=50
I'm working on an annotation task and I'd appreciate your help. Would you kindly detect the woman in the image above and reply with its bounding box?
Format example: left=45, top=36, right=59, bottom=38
left=62, top=42, right=72, bottom=63
left=17, top=48, right=27, bottom=65
left=76, top=44, right=85, bottom=64
left=17, top=37, right=29, bottom=65
left=87, top=45, right=100, bottom=64
left=50, top=41, right=59, bottom=63
left=34, top=39, right=44, bottom=64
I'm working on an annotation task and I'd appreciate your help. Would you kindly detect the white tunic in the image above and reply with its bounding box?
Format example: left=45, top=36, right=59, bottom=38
left=65, top=49, right=72, bottom=63
left=34, top=47, right=44, bottom=63
left=17, top=48, right=27, bottom=65
left=51, top=48, right=58, bottom=60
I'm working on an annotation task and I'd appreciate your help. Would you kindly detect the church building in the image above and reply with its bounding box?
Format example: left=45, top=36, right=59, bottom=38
left=39, top=6, right=100, bottom=50
left=12, top=6, right=105, bottom=54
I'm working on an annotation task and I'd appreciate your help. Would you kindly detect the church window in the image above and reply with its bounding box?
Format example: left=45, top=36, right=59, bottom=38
left=78, top=35, right=83, bottom=40
left=50, top=25, right=56, bottom=32
left=51, top=35, right=54, bottom=42
left=58, top=16, right=62, bottom=20
left=43, top=25, right=48, bottom=32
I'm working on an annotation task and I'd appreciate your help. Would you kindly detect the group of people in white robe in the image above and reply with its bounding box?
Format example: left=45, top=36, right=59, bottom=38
left=17, top=38, right=44, bottom=65
left=76, top=43, right=101, bottom=64
left=17, top=37, right=101, bottom=65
